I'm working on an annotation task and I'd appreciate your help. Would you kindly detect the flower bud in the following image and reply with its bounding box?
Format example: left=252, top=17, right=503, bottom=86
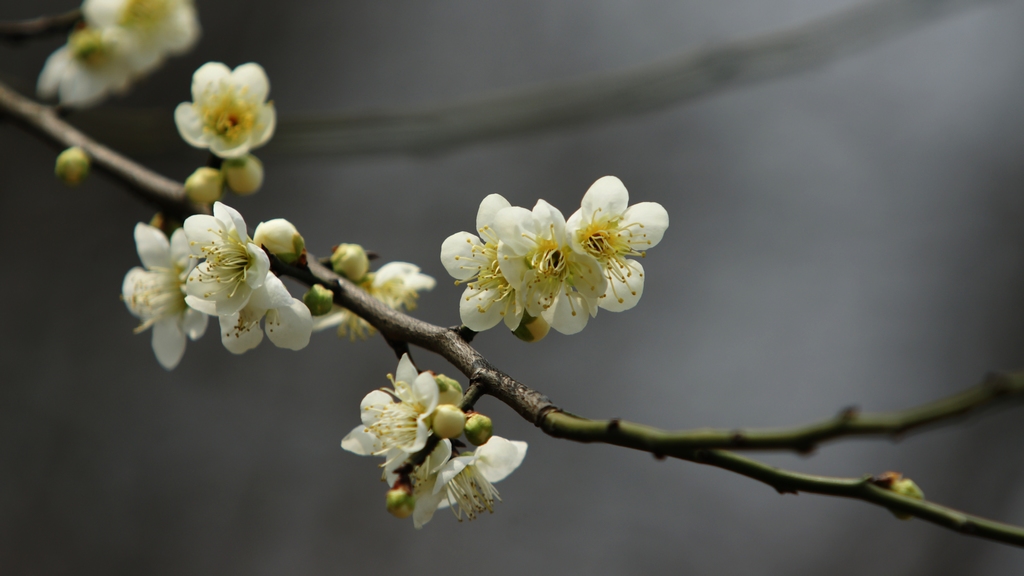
left=512, top=312, right=550, bottom=343
left=385, top=487, right=415, bottom=519
left=431, top=404, right=466, bottom=439
left=890, top=477, right=925, bottom=520
left=434, top=374, right=463, bottom=406
left=222, top=154, right=264, bottom=196
left=55, top=146, right=90, bottom=186
left=303, top=285, right=334, bottom=316
left=464, top=413, right=493, bottom=446
left=184, top=167, right=224, bottom=203
left=253, top=218, right=305, bottom=264
left=330, top=243, right=369, bottom=281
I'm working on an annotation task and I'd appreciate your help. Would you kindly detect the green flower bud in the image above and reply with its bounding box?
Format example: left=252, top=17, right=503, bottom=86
left=512, top=312, right=550, bottom=343
left=890, top=477, right=925, bottom=520
left=55, top=146, right=90, bottom=187
left=385, top=487, right=415, bottom=519
left=434, top=374, right=463, bottom=406
left=464, top=413, right=493, bottom=446
left=330, top=243, right=369, bottom=282
left=184, top=167, right=224, bottom=204
left=431, top=404, right=466, bottom=439
left=303, top=285, right=335, bottom=316
left=253, top=218, right=306, bottom=264
left=222, top=154, right=264, bottom=196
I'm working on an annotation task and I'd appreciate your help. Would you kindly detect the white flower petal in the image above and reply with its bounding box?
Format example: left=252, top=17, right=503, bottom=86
left=122, top=267, right=147, bottom=315
left=474, top=437, right=528, bottom=483
left=151, top=316, right=186, bottom=370
left=174, top=103, right=207, bottom=148
left=441, top=232, right=485, bottom=280
left=250, top=102, right=276, bottom=149
left=569, top=253, right=607, bottom=301
left=244, top=243, right=270, bottom=290
left=542, top=290, right=590, bottom=335
left=580, top=175, right=629, bottom=220
left=191, top=61, right=231, bottom=102
left=184, top=294, right=217, bottom=315
left=250, top=274, right=292, bottom=311
left=182, top=307, right=209, bottom=340
left=208, top=135, right=252, bottom=159
left=82, top=0, right=123, bottom=28
left=219, top=312, right=263, bottom=354
left=229, top=62, right=270, bottom=103
left=459, top=285, right=506, bottom=332
left=411, top=372, right=440, bottom=415
left=599, top=259, right=644, bottom=312
left=265, top=298, right=312, bottom=350
left=212, top=202, right=248, bottom=239
left=532, top=199, right=566, bottom=243
left=434, top=457, right=472, bottom=495
left=37, top=46, right=71, bottom=100
left=395, top=353, right=418, bottom=386
left=621, top=202, right=670, bottom=250
left=133, top=223, right=171, bottom=270
left=360, top=390, right=394, bottom=426
left=476, top=194, right=512, bottom=232
left=493, top=206, right=536, bottom=255
left=341, top=425, right=382, bottom=456
left=182, top=214, right=224, bottom=253
left=168, top=228, right=192, bottom=272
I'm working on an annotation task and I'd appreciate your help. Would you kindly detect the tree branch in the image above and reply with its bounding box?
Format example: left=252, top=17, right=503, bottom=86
left=5, top=76, right=1023, bottom=547
left=0, top=80, right=206, bottom=220
left=0, top=9, right=81, bottom=43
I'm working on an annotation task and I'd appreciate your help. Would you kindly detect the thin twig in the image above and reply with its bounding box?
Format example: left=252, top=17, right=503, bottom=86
left=0, top=80, right=206, bottom=220
left=0, top=9, right=81, bottom=43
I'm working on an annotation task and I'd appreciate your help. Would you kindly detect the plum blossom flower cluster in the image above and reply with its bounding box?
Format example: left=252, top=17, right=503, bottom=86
left=441, top=176, right=669, bottom=336
left=342, top=354, right=527, bottom=528
left=123, top=202, right=313, bottom=368
left=38, top=0, right=200, bottom=107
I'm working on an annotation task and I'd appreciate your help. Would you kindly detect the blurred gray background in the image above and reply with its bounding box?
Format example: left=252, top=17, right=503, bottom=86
left=3, top=0, right=1024, bottom=574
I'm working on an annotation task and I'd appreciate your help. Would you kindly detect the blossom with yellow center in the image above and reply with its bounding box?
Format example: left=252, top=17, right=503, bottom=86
left=566, top=176, right=669, bottom=312
left=494, top=200, right=606, bottom=335
left=84, top=0, right=199, bottom=75
left=440, top=194, right=524, bottom=332
left=433, top=436, right=527, bottom=522
left=182, top=202, right=270, bottom=316
left=122, top=223, right=208, bottom=369
left=37, top=26, right=134, bottom=108
left=174, top=62, right=276, bottom=158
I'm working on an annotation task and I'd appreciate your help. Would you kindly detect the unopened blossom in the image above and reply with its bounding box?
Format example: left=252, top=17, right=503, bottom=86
left=83, top=0, right=200, bottom=75
left=434, top=436, right=527, bottom=521
left=440, top=194, right=524, bottom=332
left=312, top=262, right=435, bottom=341
left=183, top=202, right=270, bottom=316
left=566, top=176, right=668, bottom=312
left=174, top=62, right=276, bottom=158
left=494, top=200, right=606, bottom=335
left=217, top=273, right=312, bottom=354
left=122, top=223, right=208, bottom=369
left=341, top=354, right=440, bottom=461
left=37, top=26, right=134, bottom=108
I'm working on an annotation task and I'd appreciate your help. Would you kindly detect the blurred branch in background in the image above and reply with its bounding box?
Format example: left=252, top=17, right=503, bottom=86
left=0, top=9, right=81, bottom=44
left=66, top=0, right=997, bottom=156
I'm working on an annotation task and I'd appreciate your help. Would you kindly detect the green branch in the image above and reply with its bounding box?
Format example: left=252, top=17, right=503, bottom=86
left=541, top=371, right=1024, bottom=453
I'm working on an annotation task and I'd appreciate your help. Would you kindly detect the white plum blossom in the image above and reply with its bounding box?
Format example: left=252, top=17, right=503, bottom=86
left=434, top=436, right=527, bottom=521
left=341, top=354, right=440, bottom=462
left=218, top=273, right=312, bottom=354
left=183, top=202, right=270, bottom=316
left=440, top=194, right=524, bottom=332
left=174, top=62, right=276, bottom=158
left=38, top=0, right=200, bottom=108
left=37, top=26, right=134, bottom=108
left=494, top=200, right=606, bottom=335
left=312, top=262, right=435, bottom=340
left=83, top=0, right=200, bottom=75
left=566, top=176, right=669, bottom=312
left=122, top=223, right=208, bottom=369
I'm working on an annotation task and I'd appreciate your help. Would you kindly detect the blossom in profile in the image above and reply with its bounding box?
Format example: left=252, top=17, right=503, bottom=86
left=312, top=262, right=435, bottom=340
left=433, top=436, right=527, bottom=521
left=174, top=62, right=276, bottom=158
left=341, top=354, right=440, bottom=461
left=566, top=176, right=668, bottom=312
left=122, top=223, right=208, bottom=369
left=494, top=200, right=606, bottom=335
left=83, top=0, right=200, bottom=75
left=37, top=26, right=134, bottom=108
left=182, top=202, right=270, bottom=316
left=217, top=273, right=312, bottom=354
left=440, top=194, right=524, bottom=332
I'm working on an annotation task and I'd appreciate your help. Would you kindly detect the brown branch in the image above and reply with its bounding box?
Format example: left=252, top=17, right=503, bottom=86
left=0, top=9, right=81, bottom=43
left=5, top=68, right=1024, bottom=548
left=0, top=79, right=206, bottom=220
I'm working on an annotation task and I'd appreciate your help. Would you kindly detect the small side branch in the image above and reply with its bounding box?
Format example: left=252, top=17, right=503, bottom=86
left=0, top=9, right=81, bottom=43
left=0, top=80, right=205, bottom=219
